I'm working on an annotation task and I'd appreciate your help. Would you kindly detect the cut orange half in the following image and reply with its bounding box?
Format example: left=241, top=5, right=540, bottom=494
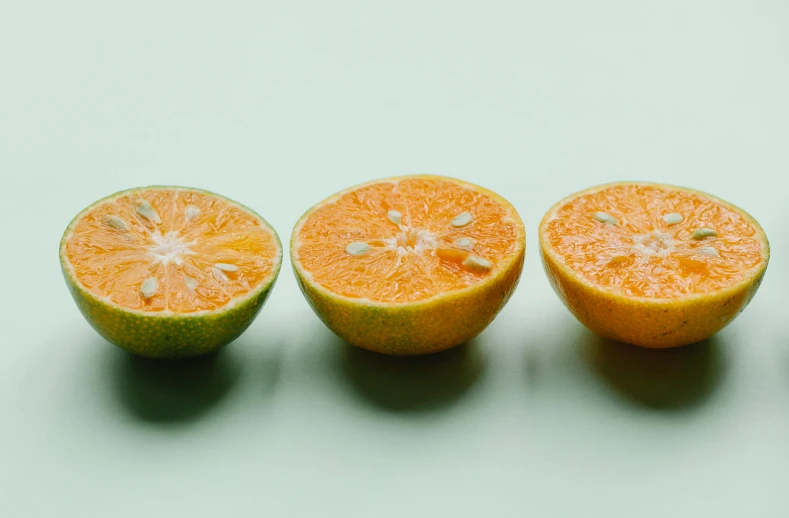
left=60, top=187, right=282, bottom=358
left=291, top=175, right=526, bottom=355
left=539, top=182, right=769, bottom=348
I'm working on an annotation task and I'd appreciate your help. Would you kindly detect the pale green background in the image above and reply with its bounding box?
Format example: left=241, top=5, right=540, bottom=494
left=1, top=1, right=788, bottom=516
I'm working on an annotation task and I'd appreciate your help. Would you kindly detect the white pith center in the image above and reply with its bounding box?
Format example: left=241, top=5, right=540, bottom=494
left=148, top=231, right=195, bottom=265
left=384, top=227, right=438, bottom=256
left=632, top=231, right=675, bottom=257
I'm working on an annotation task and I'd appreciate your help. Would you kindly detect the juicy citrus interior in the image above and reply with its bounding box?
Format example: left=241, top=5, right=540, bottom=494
left=295, top=177, right=522, bottom=303
left=64, top=188, right=279, bottom=312
left=542, top=183, right=765, bottom=298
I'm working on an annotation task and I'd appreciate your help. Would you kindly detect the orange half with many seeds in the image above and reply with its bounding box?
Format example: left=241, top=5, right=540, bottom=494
left=60, top=187, right=282, bottom=358
left=291, top=175, right=526, bottom=355
left=539, top=182, right=769, bottom=348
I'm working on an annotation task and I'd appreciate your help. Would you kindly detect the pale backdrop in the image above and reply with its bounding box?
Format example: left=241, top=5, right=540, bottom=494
left=1, top=1, right=787, bottom=516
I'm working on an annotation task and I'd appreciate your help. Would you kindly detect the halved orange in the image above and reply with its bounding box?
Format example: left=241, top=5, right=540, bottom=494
left=291, top=175, right=526, bottom=355
left=539, top=182, right=769, bottom=348
left=60, top=187, right=282, bottom=358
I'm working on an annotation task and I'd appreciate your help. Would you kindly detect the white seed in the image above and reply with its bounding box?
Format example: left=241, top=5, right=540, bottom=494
left=136, top=200, right=161, bottom=224
left=653, top=266, right=665, bottom=274
left=214, top=263, right=238, bottom=272
left=186, top=205, right=201, bottom=221
left=345, top=242, right=370, bottom=255
left=699, top=246, right=720, bottom=257
left=212, top=267, right=229, bottom=283
left=103, top=215, right=127, bottom=231
left=663, top=212, right=684, bottom=225
left=184, top=275, right=198, bottom=290
left=456, top=237, right=474, bottom=249
left=451, top=212, right=473, bottom=228
left=140, top=277, right=158, bottom=298
left=387, top=210, right=403, bottom=225
left=692, top=227, right=718, bottom=240
left=593, top=212, right=618, bottom=225
left=464, top=255, right=491, bottom=272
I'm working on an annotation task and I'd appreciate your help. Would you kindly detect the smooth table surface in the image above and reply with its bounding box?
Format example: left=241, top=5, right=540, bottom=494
left=1, top=1, right=788, bottom=516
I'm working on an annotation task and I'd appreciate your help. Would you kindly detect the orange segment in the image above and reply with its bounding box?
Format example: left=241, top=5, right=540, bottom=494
left=291, top=175, right=526, bottom=355
left=64, top=187, right=279, bottom=313
left=163, top=261, right=232, bottom=312
left=539, top=182, right=769, bottom=348
left=295, top=178, right=521, bottom=303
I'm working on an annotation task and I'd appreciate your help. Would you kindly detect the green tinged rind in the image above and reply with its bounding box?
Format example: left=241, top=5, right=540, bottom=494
left=61, top=271, right=277, bottom=358
left=59, top=186, right=282, bottom=359
left=293, top=248, right=524, bottom=355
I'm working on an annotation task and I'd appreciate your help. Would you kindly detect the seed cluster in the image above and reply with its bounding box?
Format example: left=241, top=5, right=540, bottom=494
left=100, top=197, right=247, bottom=299
left=590, top=210, right=723, bottom=266
left=342, top=209, right=493, bottom=274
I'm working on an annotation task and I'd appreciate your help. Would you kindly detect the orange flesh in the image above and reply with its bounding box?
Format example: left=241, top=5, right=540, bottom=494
left=543, top=184, right=763, bottom=298
left=65, top=189, right=279, bottom=312
left=296, top=178, right=521, bottom=303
